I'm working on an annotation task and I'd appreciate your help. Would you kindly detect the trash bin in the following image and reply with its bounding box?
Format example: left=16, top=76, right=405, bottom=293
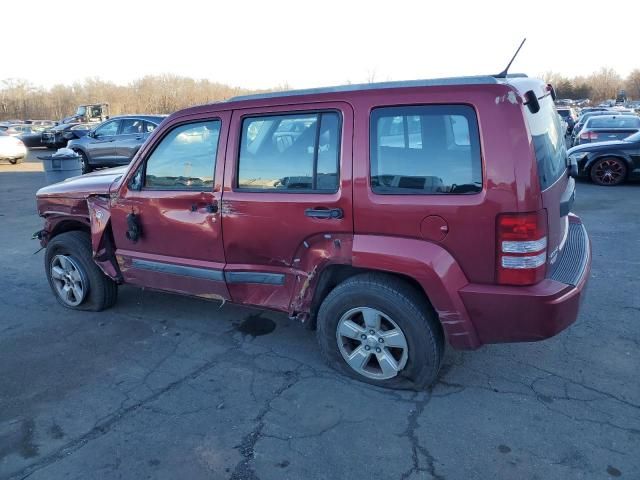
left=38, top=152, right=82, bottom=184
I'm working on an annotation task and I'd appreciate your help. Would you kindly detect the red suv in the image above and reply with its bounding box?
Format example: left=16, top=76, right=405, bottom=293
left=35, top=75, right=591, bottom=389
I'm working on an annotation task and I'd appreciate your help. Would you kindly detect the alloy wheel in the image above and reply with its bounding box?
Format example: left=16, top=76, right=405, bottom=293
left=594, top=159, right=625, bottom=185
left=50, top=254, right=87, bottom=306
left=336, top=307, right=409, bottom=380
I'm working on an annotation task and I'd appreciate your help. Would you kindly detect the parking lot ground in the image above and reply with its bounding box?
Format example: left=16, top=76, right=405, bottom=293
left=0, top=152, right=639, bottom=480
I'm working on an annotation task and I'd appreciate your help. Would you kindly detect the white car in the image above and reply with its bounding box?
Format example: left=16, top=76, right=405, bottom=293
left=0, top=131, right=27, bottom=164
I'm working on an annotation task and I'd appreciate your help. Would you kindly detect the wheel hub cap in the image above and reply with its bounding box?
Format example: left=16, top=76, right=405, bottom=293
left=51, top=254, right=87, bottom=306
left=336, top=307, right=409, bottom=380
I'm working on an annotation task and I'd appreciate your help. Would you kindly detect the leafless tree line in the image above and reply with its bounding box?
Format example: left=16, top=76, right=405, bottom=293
left=1, top=68, right=639, bottom=121
left=0, top=75, right=271, bottom=121
left=543, top=67, right=640, bottom=102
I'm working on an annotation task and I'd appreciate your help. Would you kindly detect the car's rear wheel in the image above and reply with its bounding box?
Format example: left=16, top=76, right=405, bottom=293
left=316, top=273, right=444, bottom=390
left=590, top=157, right=627, bottom=186
left=77, top=150, right=91, bottom=174
left=45, top=231, right=117, bottom=311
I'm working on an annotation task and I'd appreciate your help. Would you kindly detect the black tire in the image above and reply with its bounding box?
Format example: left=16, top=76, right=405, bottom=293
left=316, top=273, right=444, bottom=390
left=590, top=157, right=627, bottom=186
left=45, top=231, right=117, bottom=311
left=77, top=150, right=91, bottom=174
left=8, top=158, right=18, bottom=165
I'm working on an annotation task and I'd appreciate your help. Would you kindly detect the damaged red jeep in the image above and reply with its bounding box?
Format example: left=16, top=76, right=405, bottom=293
left=35, top=75, right=591, bottom=389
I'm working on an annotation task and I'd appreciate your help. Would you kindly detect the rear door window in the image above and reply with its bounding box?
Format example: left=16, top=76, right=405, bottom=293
left=238, top=112, right=340, bottom=192
left=120, top=119, right=145, bottom=135
left=370, top=105, right=481, bottom=194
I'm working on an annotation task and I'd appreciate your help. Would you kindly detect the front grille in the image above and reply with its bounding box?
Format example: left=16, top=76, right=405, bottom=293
left=549, top=222, right=590, bottom=286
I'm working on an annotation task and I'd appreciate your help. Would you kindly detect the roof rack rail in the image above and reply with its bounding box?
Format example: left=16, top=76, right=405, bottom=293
left=227, top=75, right=503, bottom=103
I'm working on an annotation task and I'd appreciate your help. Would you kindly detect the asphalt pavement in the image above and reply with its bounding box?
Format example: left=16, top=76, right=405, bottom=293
left=0, top=149, right=638, bottom=479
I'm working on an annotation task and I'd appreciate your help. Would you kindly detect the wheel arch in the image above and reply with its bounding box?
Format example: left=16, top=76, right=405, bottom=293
left=304, top=235, right=481, bottom=350
left=585, top=152, right=633, bottom=176
left=49, top=218, right=91, bottom=240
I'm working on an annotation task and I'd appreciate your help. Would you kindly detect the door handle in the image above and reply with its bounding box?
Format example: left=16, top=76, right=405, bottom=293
left=190, top=202, right=218, bottom=213
left=304, top=207, right=343, bottom=219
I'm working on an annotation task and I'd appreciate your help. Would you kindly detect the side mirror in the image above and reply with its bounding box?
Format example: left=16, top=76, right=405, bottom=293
left=88, top=131, right=96, bottom=138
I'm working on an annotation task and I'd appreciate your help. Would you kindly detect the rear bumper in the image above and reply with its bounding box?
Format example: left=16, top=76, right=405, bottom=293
left=459, top=217, right=591, bottom=345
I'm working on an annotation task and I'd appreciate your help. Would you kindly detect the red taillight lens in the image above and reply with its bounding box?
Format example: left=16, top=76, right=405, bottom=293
left=497, top=210, right=548, bottom=285
left=580, top=132, right=598, bottom=140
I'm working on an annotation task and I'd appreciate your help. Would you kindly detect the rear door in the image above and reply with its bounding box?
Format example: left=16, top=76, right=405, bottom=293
left=221, top=102, right=353, bottom=311
left=86, top=119, right=120, bottom=165
left=115, top=118, right=146, bottom=163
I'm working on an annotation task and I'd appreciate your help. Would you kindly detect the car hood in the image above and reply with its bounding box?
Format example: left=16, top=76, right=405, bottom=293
left=36, top=166, right=128, bottom=199
left=568, top=140, right=629, bottom=155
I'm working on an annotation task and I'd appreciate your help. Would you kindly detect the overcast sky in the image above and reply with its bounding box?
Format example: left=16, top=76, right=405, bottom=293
left=3, top=0, right=637, bottom=89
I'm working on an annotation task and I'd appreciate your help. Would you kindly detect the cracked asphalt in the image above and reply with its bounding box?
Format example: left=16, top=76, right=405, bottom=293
left=0, top=151, right=639, bottom=479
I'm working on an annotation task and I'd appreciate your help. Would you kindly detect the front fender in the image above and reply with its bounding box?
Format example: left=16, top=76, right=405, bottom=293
left=352, top=235, right=480, bottom=350
left=86, top=195, right=121, bottom=281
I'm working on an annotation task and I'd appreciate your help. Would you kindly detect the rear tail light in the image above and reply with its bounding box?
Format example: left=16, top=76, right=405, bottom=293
left=497, top=210, right=548, bottom=285
left=580, top=131, right=598, bottom=140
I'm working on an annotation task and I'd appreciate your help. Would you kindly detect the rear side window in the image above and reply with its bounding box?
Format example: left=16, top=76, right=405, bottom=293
left=144, top=120, right=220, bottom=190
left=370, top=105, right=482, bottom=194
left=120, top=119, right=144, bottom=134
left=526, top=97, right=566, bottom=189
left=238, top=112, right=340, bottom=192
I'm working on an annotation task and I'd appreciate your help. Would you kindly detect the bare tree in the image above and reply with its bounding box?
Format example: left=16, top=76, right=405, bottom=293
left=625, top=69, right=640, bottom=100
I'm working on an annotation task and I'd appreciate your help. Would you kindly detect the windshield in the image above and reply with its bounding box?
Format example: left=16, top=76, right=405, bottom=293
left=586, top=116, right=640, bottom=128
left=557, top=110, right=571, bottom=118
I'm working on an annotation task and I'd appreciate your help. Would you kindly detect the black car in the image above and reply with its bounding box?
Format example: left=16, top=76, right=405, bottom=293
left=67, top=115, right=166, bottom=173
left=41, top=123, right=79, bottom=149
left=568, top=131, right=640, bottom=186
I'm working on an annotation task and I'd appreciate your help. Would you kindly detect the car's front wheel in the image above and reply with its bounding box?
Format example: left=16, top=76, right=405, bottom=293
left=590, top=157, right=627, bottom=186
left=316, top=273, right=444, bottom=390
left=45, top=231, right=117, bottom=311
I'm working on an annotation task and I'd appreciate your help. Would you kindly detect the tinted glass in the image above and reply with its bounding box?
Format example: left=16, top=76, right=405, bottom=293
left=95, top=121, right=119, bottom=137
left=238, top=112, right=340, bottom=191
left=370, top=105, right=481, bottom=194
left=120, top=119, right=144, bottom=134
left=145, top=120, right=220, bottom=190
left=557, top=110, right=570, bottom=118
left=587, top=117, right=640, bottom=128
left=624, top=132, right=640, bottom=142
left=526, top=95, right=566, bottom=190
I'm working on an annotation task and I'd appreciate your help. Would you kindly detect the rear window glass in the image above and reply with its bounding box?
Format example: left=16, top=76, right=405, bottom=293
left=526, top=95, right=566, bottom=190
left=557, top=110, right=571, bottom=118
left=586, top=117, right=640, bottom=128
left=370, top=105, right=482, bottom=194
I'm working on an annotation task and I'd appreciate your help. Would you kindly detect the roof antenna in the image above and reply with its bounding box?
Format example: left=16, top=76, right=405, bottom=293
left=494, top=38, right=526, bottom=78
